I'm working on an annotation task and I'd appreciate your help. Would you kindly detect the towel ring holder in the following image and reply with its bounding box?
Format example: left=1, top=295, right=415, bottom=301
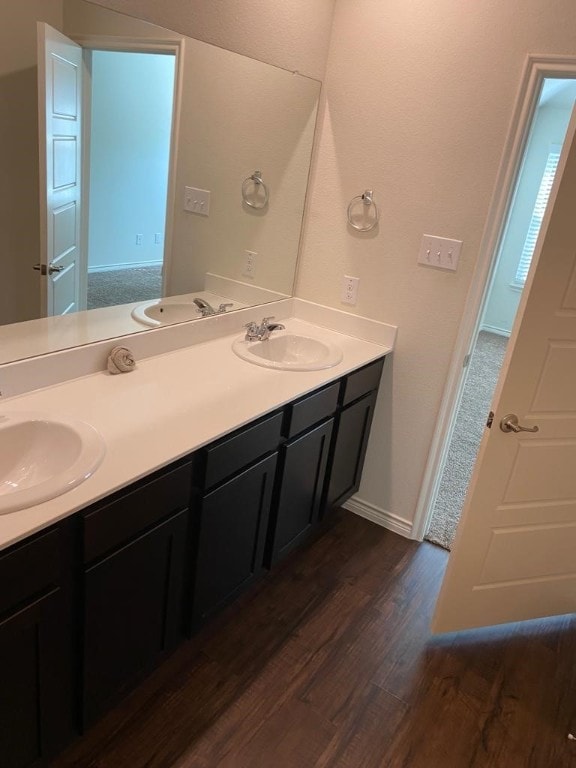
left=347, top=189, right=379, bottom=232
left=242, top=170, right=269, bottom=209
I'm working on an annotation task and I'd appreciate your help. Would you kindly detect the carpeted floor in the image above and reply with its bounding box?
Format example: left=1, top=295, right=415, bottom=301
left=425, top=330, right=509, bottom=551
left=87, top=265, right=162, bottom=309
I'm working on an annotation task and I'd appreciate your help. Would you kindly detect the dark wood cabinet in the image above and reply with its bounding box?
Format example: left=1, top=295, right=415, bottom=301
left=0, top=354, right=387, bottom=763
left=324, top=357, right=385, bottom=514
left=81, top=461, right=192, bottom=727
left=83, top=509, right=188, bottom=726
left=267, top=418, right=334, bottom=567
left=0, top=524, right=76, bottom=768
left=191, top=453, right=278, bottom=628
left=326, top=390, right=378, bottom=511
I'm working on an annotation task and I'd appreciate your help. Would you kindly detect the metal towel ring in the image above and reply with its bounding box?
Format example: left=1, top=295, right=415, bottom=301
left=242, top=170, right=269, bottom=209
left=347, top=189, right=379, bottom=232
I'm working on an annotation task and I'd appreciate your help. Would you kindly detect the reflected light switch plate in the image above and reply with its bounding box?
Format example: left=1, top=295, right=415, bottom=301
left=184, top=186, right=211, bottom=216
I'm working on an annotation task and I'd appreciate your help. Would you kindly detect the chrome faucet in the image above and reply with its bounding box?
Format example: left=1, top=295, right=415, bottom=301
left=193, top=298, right=233, bottom=317
left=244, top=316, right=286, bottom=341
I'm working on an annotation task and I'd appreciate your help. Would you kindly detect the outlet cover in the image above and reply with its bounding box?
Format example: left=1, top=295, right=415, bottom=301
left=417, top=234, right=462, bottom=271
left=242, top=249, right=257, bottom=278
left=341, top=275, right=359, bottom=305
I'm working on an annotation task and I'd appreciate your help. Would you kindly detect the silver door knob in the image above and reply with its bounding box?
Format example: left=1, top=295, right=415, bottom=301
left=499, top=414, right=539, bottom=433
left=33, top=263, right=65, bottom=275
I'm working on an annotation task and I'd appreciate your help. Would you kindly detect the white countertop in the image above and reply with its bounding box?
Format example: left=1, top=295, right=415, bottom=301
left=0, top=315, right=393, bottom=552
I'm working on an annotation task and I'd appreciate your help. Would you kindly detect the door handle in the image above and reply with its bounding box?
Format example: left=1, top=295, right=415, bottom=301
left=33, top=263, right=65, bottom=275
left=499, top=413, right=539, bottom=433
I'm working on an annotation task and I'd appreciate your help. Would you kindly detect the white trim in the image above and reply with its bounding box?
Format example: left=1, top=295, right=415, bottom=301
left=478, top=324, right=511, bottom=338
left=411, top=54, right=576, bottom=542
left=88, top=261, right=163, bottom=273
left=343, top=497, right=413, bottom=539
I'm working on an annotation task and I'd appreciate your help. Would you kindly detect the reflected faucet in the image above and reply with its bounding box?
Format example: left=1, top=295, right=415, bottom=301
left=193, top=298, right=233, bottom=317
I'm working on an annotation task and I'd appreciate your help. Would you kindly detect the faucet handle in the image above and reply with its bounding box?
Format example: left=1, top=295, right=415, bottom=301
left=218, top=303, right=233, bottom=312
left=261, top=316, right=275, bottom=327
left=244, top=321, right=259, bottom=340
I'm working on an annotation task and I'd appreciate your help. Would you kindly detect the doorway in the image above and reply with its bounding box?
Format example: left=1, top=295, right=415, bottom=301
left=422, top=74, right=576, bottom=550
left=84, top=49, right=176, bottom=310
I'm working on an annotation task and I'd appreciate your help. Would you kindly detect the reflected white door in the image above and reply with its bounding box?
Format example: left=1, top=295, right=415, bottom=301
left=37, top=23, right=83, bottom=316
left=433, top=105, right=576, bottom=633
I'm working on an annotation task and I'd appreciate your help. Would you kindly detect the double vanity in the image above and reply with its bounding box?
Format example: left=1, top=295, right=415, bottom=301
left=0, top=304, right=395, bottom=767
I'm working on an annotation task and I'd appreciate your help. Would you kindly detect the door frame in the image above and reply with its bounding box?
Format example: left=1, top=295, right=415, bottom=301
left=72, top=33, right=184, bottom=307
left=411, top=54, right=576, bottom=542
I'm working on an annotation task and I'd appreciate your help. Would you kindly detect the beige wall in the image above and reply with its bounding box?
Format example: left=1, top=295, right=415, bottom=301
left=168, top=49, right=319, bottom=296
left=66, top=0, right=320, bottom=298
left=297, top=0, right=576, bottom=530
left=0, top=0, right=63, bottom=325
left=82, top=0, right=576, bottom=533
left=85, top=0, right=335, bottom=80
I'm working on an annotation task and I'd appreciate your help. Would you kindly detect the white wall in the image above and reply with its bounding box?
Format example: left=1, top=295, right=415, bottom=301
left=86, top=0, right=576, bottom=533
left=85, top=0, right=335, bottom=80
left=482, top=103, right=573, bottom=335
left=0, top=0, right=63, bottom=324
left=88, top=50, right=174, bottom=270
left=167, top=43, right=319, bottom=296
left=296, top=0, right=576, bottom=532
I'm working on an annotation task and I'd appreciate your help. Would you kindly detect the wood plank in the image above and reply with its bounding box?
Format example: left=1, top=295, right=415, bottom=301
left=51, top=512, right=576, bottom=768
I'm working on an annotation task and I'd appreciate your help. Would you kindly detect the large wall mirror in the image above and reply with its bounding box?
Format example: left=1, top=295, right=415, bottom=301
left=0, top=0, right=320, bottom=365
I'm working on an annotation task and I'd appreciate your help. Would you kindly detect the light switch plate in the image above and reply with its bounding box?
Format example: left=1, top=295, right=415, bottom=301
left=418, top=234, right=462, bottom=271
left=184, top=186, right=211, bottom=216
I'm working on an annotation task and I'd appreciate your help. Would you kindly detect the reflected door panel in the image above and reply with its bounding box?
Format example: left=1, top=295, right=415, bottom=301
left=38, top=23, right=83, bottom=317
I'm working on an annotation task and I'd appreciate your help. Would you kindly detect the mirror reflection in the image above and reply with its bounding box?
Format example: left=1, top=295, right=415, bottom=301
left=0, top=0, right=320, bottom=364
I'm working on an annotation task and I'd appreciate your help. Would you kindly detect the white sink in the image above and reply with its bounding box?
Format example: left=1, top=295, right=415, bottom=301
left=132, top=300, right=201, bottom=327
left=0, top=413, right=106, bottom=514
left=232, top=333, right=343, bottom=371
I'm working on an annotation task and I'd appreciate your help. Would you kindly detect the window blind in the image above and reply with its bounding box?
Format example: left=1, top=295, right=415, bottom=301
left=514, top=150, right=561, bottom=285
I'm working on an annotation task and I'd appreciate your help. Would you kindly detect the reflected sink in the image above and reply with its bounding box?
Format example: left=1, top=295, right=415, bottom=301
left=232, top=333, right=343, bottom=371
left=0, top=413, right=106, bottom=514
left=132, top=300, right=201, bottom=327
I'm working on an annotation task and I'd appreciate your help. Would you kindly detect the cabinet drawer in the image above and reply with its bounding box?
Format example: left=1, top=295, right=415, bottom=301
left=285, top=382, right=339, bottom=438
left=0, top=527, right=61, bottom=616
left=341, top=357, right=385, bottom=406
left=83, top=462, right=192, bottom=563
left=203, top=411, right=283, bottom=489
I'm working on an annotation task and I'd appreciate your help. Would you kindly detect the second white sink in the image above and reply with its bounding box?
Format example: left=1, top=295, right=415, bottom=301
left=232, top=333, right=343, bottom=371
left=0, top=413, right=105, bottom=514
left=131, top=299, right=201, bottom=327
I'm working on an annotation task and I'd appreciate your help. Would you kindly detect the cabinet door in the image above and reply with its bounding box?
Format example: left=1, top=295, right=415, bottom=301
left=83, top=510, right=187, bottom=726
left=0, top=589, right=72, bottom=768
left=325, top=391, right=377, bottom=512
left=267, top=419, right=333, bottom=567
left=191, top=453, right=278, bottom=627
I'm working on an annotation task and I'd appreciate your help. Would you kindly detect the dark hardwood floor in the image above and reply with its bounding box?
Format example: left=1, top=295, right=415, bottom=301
left=51, top=512, right=576, bottom=768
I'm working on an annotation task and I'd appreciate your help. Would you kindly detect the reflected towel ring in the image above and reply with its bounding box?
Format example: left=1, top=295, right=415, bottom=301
left=242, top=170, right=269, bottom=209
left=347, top=189, right=379, bottom=232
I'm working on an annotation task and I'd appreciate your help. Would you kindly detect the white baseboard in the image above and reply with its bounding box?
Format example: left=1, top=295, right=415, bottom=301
left=479, top=323, right=511, bottom=338
left=88, top=260, right=163, bottom=273
left=343, top=496, right=413, bottom=539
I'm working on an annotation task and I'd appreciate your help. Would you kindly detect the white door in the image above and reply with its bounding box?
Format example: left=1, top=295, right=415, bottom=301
left=37, top=23, right=83, bottom=316
left=433, top=105, right=576, bottom=633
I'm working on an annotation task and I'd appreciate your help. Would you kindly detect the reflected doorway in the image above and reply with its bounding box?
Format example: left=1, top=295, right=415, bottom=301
left=425, top=76, right=576, bottom=550
left=84, top=49, right=175, bottom=310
